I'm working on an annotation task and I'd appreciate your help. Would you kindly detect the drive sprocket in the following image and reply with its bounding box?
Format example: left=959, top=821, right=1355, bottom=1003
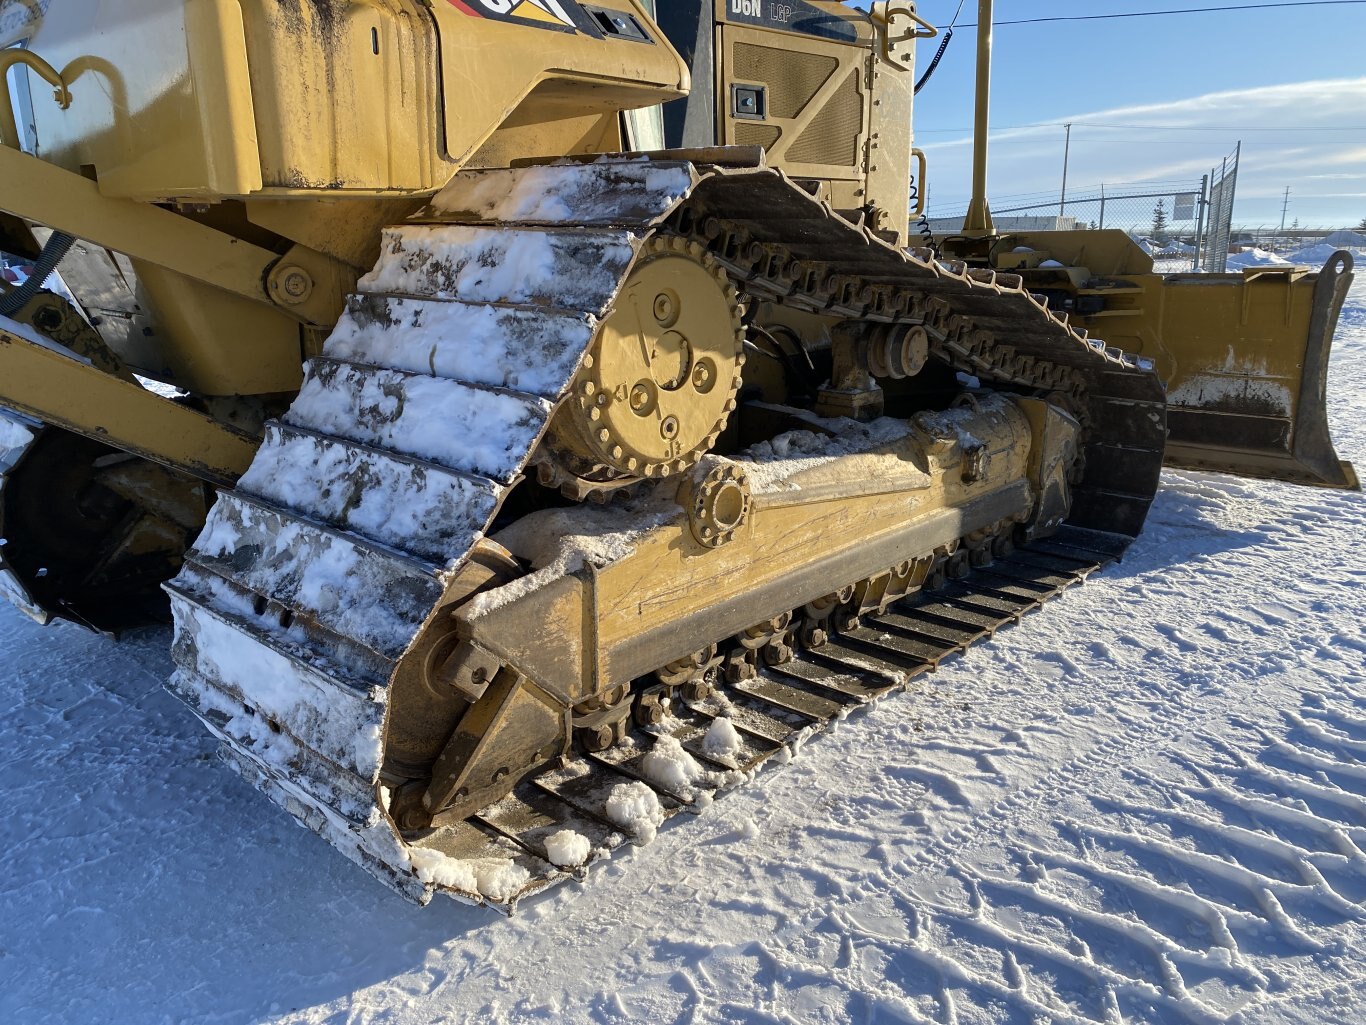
left=546, top=236, right=745, bottom=485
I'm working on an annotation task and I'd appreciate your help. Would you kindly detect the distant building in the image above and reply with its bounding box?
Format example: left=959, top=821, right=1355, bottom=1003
left=927, top=215, right=1082, bottom=235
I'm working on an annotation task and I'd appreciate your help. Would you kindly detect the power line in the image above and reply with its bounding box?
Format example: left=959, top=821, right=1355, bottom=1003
left=1068, top=122, right=1366, bottom=132
left=915, top=122, right=1366, bottom=134
left=956, top=0, right=1366, bottom=27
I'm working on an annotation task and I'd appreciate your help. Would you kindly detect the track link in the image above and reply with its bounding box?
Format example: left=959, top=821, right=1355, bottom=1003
left=164, top=156, right=1165, bottom=909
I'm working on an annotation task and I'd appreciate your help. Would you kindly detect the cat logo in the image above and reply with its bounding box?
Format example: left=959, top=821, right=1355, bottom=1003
left=446, top=0, right=581, bottom=32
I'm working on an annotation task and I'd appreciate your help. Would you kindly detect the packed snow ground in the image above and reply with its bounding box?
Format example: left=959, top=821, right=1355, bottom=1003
left=2, top=282, right=1364, bottom=1025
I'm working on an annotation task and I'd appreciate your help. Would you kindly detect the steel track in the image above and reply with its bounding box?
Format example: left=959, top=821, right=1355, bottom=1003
left=161, top=156, right=1166, bottom=909
left=403, top=524, right=1129, bottom=912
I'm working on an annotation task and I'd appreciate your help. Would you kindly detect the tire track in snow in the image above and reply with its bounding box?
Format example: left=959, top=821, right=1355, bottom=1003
left=671, top=666, right=1366, bottom=1024
left=858, top=685, right=1366, bottom=1023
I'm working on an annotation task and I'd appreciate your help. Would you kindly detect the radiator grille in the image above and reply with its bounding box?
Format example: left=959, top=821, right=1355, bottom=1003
left=732, top=43, right=838, bottom=121
left=787, top=69, right=863, bottom=166
left=735, top=123, right=783, bottom=152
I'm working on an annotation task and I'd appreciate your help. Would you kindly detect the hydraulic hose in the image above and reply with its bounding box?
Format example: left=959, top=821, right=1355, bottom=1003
left=0, top=231, right=76, bottom=317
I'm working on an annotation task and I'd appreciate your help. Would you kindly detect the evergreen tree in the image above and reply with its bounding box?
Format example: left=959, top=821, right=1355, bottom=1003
left=1358, top=216, right=1366, bottom=232
left=1152, top=200, right=1170, bottom=244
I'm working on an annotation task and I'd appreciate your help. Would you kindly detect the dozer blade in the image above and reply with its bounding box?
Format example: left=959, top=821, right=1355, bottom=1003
left=1159, top=251, right=1358, bottom=490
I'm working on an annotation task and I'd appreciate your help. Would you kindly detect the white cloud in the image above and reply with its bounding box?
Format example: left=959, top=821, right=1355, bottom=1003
left=919, top=78, right=1366, bottom=227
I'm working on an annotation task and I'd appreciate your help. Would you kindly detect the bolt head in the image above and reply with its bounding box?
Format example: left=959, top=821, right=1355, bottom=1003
left=653, top=293, right=675, bottom=324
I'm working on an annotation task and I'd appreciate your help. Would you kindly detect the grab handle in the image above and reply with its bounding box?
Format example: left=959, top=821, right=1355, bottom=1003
left=0, top=49, right=72, bottom=150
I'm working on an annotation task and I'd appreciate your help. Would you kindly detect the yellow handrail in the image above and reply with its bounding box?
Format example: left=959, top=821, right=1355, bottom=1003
left=870, top=2, right=939, bottom=38
left=0, top=49, right=72, bottom=150
left=870, top=2, right=938, bottom=70
left=911, top=149, right=929, bottom=217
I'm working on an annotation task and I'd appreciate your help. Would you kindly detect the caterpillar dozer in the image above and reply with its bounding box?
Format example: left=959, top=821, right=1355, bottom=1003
left=0, top=0, right=1355, bottom=909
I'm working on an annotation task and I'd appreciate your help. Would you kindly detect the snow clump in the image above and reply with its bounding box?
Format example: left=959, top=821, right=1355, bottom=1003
left=0, top=415, right=36, bottom=454
left=641, top=735, right=705, bottom=792
left=604, top=781, right=666, bottom=844
left=407, top=848, right=531, bottom=903
left=703, top=717, right=743, bottom=762
left=544, top=829, right=592, bottom=868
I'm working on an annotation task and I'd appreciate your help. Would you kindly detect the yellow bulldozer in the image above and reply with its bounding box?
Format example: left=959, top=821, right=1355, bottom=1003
left=0, top=0, right=1355, bottom=908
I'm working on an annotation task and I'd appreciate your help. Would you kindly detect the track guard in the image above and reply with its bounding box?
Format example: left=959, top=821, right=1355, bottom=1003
left=1162, top=251, right=1358, bottom=490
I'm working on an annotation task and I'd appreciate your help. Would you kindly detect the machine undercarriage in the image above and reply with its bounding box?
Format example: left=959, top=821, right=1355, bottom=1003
left=0, top=0, right=1353, bottom=911
left=155, top=157, right=1164, bottom=907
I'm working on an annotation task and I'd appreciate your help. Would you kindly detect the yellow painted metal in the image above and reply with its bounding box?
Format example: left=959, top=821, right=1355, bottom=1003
left=0, top=0, right=691, bottom=403
left=909, top=148, right=929, bottom=217
left=462, top=399, right=1040, bottom=706
left=864, top=7, right=918, bottom=243
left=244, top=196, right=421, bottom=267
left=0, top=321, right=258, bottom=487
left=425, top=0, right=687, bottom=169
left=0, top=145, right=277, bottom=304
left=11, top=0, right=264, bottom=200
left=14, top=0, right=682, bottom=200
left=870, top=1, right=939, bottom=59
left=13, top=0, right=433, bottom=198
left=547, top=236, right=745, bottom=481
left=0, top=49, right=71, bottom=150
left=0, top=144, right=330, bottom=394
left=998, top=230, right=1358, bottom=490
left=182, top=0, right=265, bottom=197
left=4, top=288, right=134, bottom=381
left=718, top=11, right=870, bottom=186
left=962, top=0, right=995, bottom=235
left=132, top=264, right=305, bottom=396
left=712, top=0, right=928, bottom=235
left=236, top=0, right=442, bottom=193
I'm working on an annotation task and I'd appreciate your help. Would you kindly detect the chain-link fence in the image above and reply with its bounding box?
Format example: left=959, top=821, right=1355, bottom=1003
left=930, top=146, right=1242, bottom=275
left=1202, top=144, right=1240, bottom=273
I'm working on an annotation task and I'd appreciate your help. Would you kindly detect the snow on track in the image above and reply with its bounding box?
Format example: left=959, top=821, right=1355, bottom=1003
left=1, top=282, right=1364, bottom=1024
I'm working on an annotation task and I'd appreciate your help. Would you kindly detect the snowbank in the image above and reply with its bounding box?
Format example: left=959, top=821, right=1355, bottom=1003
left=1226, top=247, right=1292, bottom=269
left=1288, top=242, right=1366, bottom=267
left=1321, top=229, right=1366, bottom=248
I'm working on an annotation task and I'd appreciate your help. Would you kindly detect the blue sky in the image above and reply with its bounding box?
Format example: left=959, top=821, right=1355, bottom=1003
left=854, top=1, right=1366, bottom=228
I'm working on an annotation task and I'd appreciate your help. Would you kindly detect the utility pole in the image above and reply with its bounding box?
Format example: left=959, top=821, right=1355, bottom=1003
left=963, top=0, right=996, bottom=235
left=1059, top=123, right=1072, bottom=219
left=1279, top=186, right=1291, bottom=235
